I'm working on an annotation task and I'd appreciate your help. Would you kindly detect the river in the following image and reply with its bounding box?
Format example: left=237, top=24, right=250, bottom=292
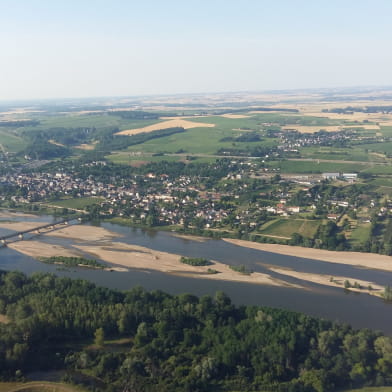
left=1, top=211, right=392, bottom=335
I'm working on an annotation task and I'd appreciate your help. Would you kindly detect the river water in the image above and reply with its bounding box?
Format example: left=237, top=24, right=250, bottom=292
left=1, top=212, right=392, bottom=335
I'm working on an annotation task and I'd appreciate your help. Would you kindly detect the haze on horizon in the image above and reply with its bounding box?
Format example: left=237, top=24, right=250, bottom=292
left=1, top=0, right=392, bottom=101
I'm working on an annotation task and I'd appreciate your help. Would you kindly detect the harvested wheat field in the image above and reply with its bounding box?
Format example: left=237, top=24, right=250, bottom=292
left=116, top=119, right=215, bottom=136
left=220, top=114, right=250, bottom=119
left=75, top=143, right=96, bottom=150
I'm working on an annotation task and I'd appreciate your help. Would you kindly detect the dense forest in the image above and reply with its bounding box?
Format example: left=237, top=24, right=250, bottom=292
left=0, top=271, right=391, bottom=392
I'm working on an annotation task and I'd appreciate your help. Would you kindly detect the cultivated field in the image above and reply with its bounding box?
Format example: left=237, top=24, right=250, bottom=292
left=259, top=218, right=320, bottom=239
left=116, top=118, right=215, bottom=135
left=44, top=197, right=104, bottom=210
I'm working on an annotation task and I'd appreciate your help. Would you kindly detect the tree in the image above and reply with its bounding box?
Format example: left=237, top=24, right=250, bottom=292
left=94, top=327, right=105, bottom=347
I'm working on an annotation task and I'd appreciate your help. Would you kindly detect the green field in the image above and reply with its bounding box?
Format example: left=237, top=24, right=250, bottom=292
left=20, top=114, right=159, bottom=133
left=106, top=152, right=216, bottom=165
left=0, top=129, right=28, bottom=152
left=125, top=126, right=277, bottom=155
left=362, top=165, right=392, bottom=175
left=268, top=160, right=365, bottom=174
left=349, top=223, right=371, bottom=244
left=259, top=218, right=320, bottom=238
left=45, top=197, right=103, bottom=209
left=359, top=141, right=392, bottom=155
left=299, top=146, right=386, bottom=163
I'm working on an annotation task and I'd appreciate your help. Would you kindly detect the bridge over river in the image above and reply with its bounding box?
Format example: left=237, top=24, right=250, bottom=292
left=0, top=218, right=82, bottom=245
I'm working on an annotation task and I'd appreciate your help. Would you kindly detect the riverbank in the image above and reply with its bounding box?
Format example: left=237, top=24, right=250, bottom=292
left=268, top=267, right=384, bottom=297
left=224, top=239, right=392, bottom=272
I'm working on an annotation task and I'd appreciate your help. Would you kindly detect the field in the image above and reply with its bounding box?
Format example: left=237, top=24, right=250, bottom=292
left=1, top=98, right=392, bottom=177
left=22, top=114, right=159, bottom=133
left=299, top=146, right=385, bottom=162
left=349, top=223, right=372, bottom=245
left=0, top=129, right=28, bottom=152
left=116, top=118, right=215, bottom=135
left=44, top=197, right=104, bottom=210
left=106, top=152, right=216, bottom=165
left=267, top=160, right=365, bottom=174
left=360, top=141, right=392, bottom=155
left=258, top=218, right=320, bottom=238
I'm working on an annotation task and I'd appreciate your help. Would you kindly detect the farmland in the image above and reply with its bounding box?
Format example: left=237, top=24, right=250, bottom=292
left=258, top=218, right=321, bottom=239
left=43, top=197, right=104, bottom=210
left=1, top=90, right=392, bottom=255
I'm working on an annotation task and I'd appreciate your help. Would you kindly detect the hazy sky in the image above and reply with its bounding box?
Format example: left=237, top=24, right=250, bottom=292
left=1, top=0, right=392, bottom=100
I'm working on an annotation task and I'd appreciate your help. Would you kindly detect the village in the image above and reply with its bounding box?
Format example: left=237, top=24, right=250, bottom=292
left=0, top=158, right=388, bottom=253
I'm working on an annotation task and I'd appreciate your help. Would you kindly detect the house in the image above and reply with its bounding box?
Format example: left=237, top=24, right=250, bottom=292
left=342, top=173, right=358, bottom=181
left=322, top=172, right=340, bottom=180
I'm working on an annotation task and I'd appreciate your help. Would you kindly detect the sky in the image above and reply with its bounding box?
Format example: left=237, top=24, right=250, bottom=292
left=1, top=0, right=392, bottom=100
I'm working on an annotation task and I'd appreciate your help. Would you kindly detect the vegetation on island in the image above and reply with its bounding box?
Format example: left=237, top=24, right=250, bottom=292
left=180, top=256, right=211, bottom=266
left=229, top=264, right=252, bottom=275
left=38, top=256, right=105, bottom=269
left=0, top=271, right=392, bottom=391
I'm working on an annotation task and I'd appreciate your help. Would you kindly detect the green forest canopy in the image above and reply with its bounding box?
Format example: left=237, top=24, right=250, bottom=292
left=0, top=271, right=392, bottom=391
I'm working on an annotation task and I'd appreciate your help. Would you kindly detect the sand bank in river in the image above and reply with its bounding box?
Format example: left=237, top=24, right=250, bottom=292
left=223, top=239, right=392, bottom=272
left=5, top=220, right=296, bottom=286
left=0, top=221, right=47, bottom=232
left=269, top=267, right=384, bottom=297
left=170, top=233, right=208, bottom=242
left=8, top=240, right=83, bottom=258
left=7, top=240, right=127, bottom=272
left=0, top=210, right=38, bottom=219
left=46, top=225, right=119, bottom=242
left=73, top=242, right=297, bottom=287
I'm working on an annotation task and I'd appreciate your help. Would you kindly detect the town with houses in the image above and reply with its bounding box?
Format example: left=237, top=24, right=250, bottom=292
left=0, top=158, right=388, bottom=253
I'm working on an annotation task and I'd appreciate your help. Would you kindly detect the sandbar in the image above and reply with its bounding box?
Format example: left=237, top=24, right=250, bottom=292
left=0, top=211, right=38, bottom=219
left=223, top=239, right=392, bottom=272
left=45, top=225, right=119, bottom=242
left=0, top=221, right=48, bottom=232
left=8, top=240, right=83, bottom=258
left=73, top=242, right=298, bottom=287
left=7, top=240, right=127, bottom=272
left=269, top=267, right=383, bottom=296
left=170, top=233, right=208, bottom=242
